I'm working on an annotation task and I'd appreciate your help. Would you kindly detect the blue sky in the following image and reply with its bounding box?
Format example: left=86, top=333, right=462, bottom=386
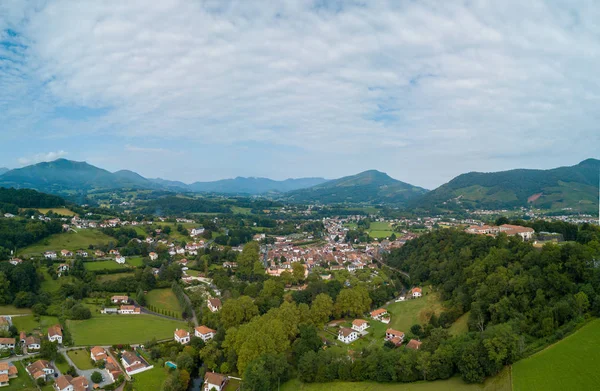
left=1, top=0, right=599, bottom=189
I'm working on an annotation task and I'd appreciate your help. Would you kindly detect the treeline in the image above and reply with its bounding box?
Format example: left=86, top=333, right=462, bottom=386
left=138, top=196, right=231, bottom=215
left=0, top=187, right=65, bottom=208
left=0, top=219, right=63, bottom=259
left=171, top=282, right=193, bottom=319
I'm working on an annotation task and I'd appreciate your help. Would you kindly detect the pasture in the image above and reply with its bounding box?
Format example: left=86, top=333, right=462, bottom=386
left=281, top=367, right=511, bottom=391
left=0, top=305, right=31, bottom=315
left=19, top=229, right=114, bottom=257
left=384, top=287, right=443, bottom=334
left=512, top=319, right=600, bottom=391
left=11, top=315, right=59, bottom=334
left=146, top=288, right=183, bottom=315
left=96, top=272, right=135, bottom=282
left=84, top=260, right=129, bottom=272
left=367, top=221, right=395, bottom=239
left=126, top=256, right=145, bottom=267
left=449, top=311, right=470, bottom=336
left=67, top=314, right=186, bottom=345
left=35, top=207, right=77, bottom=216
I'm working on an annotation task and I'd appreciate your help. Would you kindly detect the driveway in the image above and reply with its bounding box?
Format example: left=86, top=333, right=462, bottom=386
left=61, top=349, right=114, bottom=387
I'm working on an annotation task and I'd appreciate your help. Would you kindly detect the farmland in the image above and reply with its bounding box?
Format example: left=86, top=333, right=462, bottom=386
left=19, top=229, right=115, bottom=257
left=35, top=207, right=77, bottom=216
left=366, top=221, right=395, bottom=239
left=4, top=361, right=37, bottom=391
left=96, top=272, right=135, bottom=282
left=0, top=305, right=31, bottom=315
left=146, top=288, right=183, bottom=316
left=384, top=287, right=443, bottom=334
left=84, top=260, right=129, bottom=272
left=512, top=319, right=600, bottom=391
left=67, top=314, right=186, bottom=345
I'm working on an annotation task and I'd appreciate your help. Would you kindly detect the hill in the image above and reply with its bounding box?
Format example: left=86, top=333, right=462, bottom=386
left=0, top=168, right=8, bottom=175
left=414, top=159, right=600, bottom=212
left=189, top=176, right=328, bottom=194
left=0, top=187, right=65, bottom=209
left=285, top=170, right=428, bottom=204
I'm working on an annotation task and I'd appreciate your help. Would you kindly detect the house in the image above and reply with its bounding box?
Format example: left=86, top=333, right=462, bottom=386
left=8, top=258, right=22, bottom=266
left=0, top=338, right=15, bottom=350
left=118, top=305, right=141, bottom=315
left=194, top=325, right=216, bottom=342
left=0, top=362, right=17, bottom=386
left=101, top=307, right=118, bottom=314
left=48, top=325, right=63, bottom=344
left=174, top=329, right=190, bottom=345
left=44, top=251, right=57, bottom=259
left=95, top=250, right=105, bottom=257
left=338, top=327, right=359, bottom=344
left=351, top=319, right=369, bottom=333
left=91, top=346, right=107, bottom=362
left=411, top=287, right=422, bottom=298
left=115, top=256, right=126, bottom=264
left=385, top=328, right=405, bottom=346
left=190, top=227, right=205, bottom=237
left=60, top=249, right=73, bottom=257
left=76, top=250, right=88, bottom=258
left=149, top=252, right=158, bottom=261
left=25, top=336, right=41, bottom=351
left=121, top=351, right=151, bottom=375
left=105, top=356, right=123, bottom=382
left=57, top=264, right=70, bottom=275
left=0, top=317, right=9, bottom=331
left=499, top=224, right=535, bottom=240
left=222, top=262, right=237, bottom=269
left=406, top=339, right=422, bottom=350
left=370, top=308, right=390, bottom=323
left=54, top=374, right=89, bottom=391
left=19, top=331, right=26, bottom=344
left=203, top=372, right=228, bottom=391
left=26, top=360, right=54, bottom=380
left=111, top=295, right=129, bottom=304
left=207, top=298, right=222, bottom=312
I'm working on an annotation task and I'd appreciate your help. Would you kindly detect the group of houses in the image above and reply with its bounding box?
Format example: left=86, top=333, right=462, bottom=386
left=465, top=223, right=535, bottom=240
left=101, top=296, right=142, bottom=315
left=174, top=325, right=217, bottom=345
left=120, top=350, right=153, bottom=375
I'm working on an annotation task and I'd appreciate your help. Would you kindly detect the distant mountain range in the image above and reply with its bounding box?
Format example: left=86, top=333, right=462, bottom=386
left=0, top=168, right=8, bottom=175
left=0, top=158, right=597, bottom=211
left=413, top=158, right=600, bottom=213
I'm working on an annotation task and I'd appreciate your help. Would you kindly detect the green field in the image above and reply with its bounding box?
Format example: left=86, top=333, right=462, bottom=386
left=19, top=229, right=115, bottom=256
left=512, top=319, right=600, bottom=391
left=367, top=221, right=395, bottom=239
left=84, top=260, right=129, bottom=271
left=449, top=312, right=470, bottom=336
left=68, top=315, right=186, bottom=345
left=282, top=367, right=511, bottom=391
left=0, top=306, right=31, bottom=315
left=384, top=287, right=443, bottom=334
left=146, top=288, right=183, bottom=315
left=126, top=256, right=145, bottom=267
left=132, top=366, right=169, bottom=391
left=11, top=315, right=59, bottom=334
left=36, top=207, right=77, bottom=216
left=67, top=349, right=95, bottom=370
left=5, top=361, right=38, bottom=391
left=96, top=272, right=135, bottom=282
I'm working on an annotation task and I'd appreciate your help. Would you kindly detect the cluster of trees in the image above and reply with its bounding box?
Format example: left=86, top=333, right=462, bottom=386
left=0, top=219, right=62, bottom=259
left=138, top=196, right=231, bottom=215
left=0, top=187, right=65, bottom=208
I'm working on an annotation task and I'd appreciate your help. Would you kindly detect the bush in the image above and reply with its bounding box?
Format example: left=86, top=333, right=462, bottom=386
left=91, top=371, right=103, bottom=383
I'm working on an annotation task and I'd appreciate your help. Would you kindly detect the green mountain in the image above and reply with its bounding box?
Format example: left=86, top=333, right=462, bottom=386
left=415, top=158, right=600, bottom=212
left=0, top=168, right=8, bottom=176
left=189, top=177, right=328, bottom=195
left=285, top=170, right=428, bottom=204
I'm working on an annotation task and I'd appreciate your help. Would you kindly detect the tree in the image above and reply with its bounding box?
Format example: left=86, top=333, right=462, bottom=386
left=334, top=287, right=372, bottom=318
left=39, top=339, right=58, bottom=360
left=574, top=291, right=590, bottom=316
left=176, top=351, right=195, bottom=373
left=243, top=353, right=290, bottom=391
left=91, top=371, right=103, bottom=383
left=136, top=288, right=147, bottom=306
left=310, top=293, right=333, bottom=326
left=220, top=296, right=259, bottom=329
left=238, top=241, right=260, bottom=280
left=292, top=262, right=305, bottom=282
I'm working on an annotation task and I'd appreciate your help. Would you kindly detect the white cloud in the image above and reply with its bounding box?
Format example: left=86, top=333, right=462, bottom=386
left=1, top=0, right=600, bottom=186
left=18, top=150, right=68, bottom=166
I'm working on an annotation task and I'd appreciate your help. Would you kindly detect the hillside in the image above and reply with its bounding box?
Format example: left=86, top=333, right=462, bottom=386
left=0, top=168, right=8, bottom=175
left=285, top=170, right=428, bottom=204
left=414, top=158, right=600, bottom=212
left=189, top=176, right=327, bottom=194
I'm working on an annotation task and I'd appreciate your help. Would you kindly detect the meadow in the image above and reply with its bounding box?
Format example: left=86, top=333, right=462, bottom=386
left=35, top=207, right=77, bottom=216
left=512, top=318, right=600, bottom=391
left=126, top=256, right=145, bottom=267
left=132, top=366, right=169, bottom=391
left=67, top=315, right=186, bottom=345
left=19, top=229, right=114, bottom=256
left=146, top=288, right=183, bottom=316
left=84, top=260, right=129, bottom=271
left=384, top=287, right=443, bottom=334
left=449, top=311, right=470, bottom=336
left=367, top=221, right=395, bottom=239
left=281, top=367, right=511, bottom=391
left=96, top=272, right=135, bottom=282
left=0, top=305, right=31, bottom=315
left=11, top=315, right=59, bottom=334
left=67, top=349, right=95, bottom=370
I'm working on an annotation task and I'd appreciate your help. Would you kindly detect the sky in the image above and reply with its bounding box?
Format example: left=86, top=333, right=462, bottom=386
left=0, top=0, right=599, bottom=189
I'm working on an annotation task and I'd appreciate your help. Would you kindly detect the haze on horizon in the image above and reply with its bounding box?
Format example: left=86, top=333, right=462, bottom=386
left=1, top=0, right=599, bottom=189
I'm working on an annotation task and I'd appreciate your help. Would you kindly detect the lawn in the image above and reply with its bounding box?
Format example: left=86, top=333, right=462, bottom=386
left=367, top=222, right=395, bottom=239
left=146, top=288, right=183, bottom=315
left=449, top=311, right=470, bottom=336
left=67, top=349, right=95, bottom=370
left=224, top=378, right=242, bottom=390
left=384, top=287, right=443, bottom=334
left=96, top=272, right=135, bottom=282
left=0, top=305, right=31, bottom=315
left=132, top=366, right=169, bottom=391
left=84, top=260, right=129, bottom=271
left=36, top=207, right=77, bottom=216
left=126, top=256, right=145, bottom=267
left=5, top=361, right=38, bottom=391
left=11, top=315, right=59, bottom=334
left=512, top=318, right=600, bottom=391
left=67, top=314, right=186, bottom=345
left=281, top=367, right=511, bottom=391
left=19, top=229, right=115, bottom=257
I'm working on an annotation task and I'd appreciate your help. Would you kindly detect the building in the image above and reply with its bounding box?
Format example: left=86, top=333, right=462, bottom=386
left=48, top=325, right=63, bottom=344
left=406, top=339, right=422, bottom=350
left=499, top=224, right=535, bottom=240
left=411, top=287, right=422, bottom=298
left=203, top=372, right=228, bottom=391
left=90, top=346, right=107, bottom=362
left=60, top=250, right=73, bottom=257
left=105, top=356, right=123, bottom=382
left=385, top=328, right=405, bottom=346
left=115, top=256, right=126, bottom=264
left=44, top=251, right=57, bottom=259
left=351, top=319, right=369, bottom=332
left=207, top=298, right=222, bottom=312
left=149, top=252, right=158, bottom=261
left=25, top=336, right=41, bottom=351
left=26, top=360, right=54, bottom=381
left=121, top=351, right=151, bottom=375
left=191, top=227, right=205, bottom=237
left=0, top=338, right=15, bottom=350
left=174, top=329, right=190, bottom=345
left=194, top=325, right=216, bottom=342
left=0, top=362, right=17, bottom=387
left=111, top=295, right=129, bottom=304
left=338, top=327, right=359, bottom=344
left=54, top=374, right=89, bottom=391
left=370, top=308, right=390, bottom=323
left=118, top=305, right=141, bottom=315
left=0, top=317, right=9, bottom=331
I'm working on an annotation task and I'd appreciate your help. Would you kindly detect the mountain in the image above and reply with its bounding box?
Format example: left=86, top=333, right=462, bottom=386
left=415, top=159, right=600, bottom=212
left=189, top=177, right=328, bottom=194
left=285, top=170, right=428, bottom=204
left=0, top=168, right=8, bottom=175
left=0, top=159, right=152, bottom=194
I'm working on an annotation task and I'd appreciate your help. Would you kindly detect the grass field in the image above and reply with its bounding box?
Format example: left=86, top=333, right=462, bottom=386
left=384, top=287, right=443, bottom=334
left=146, top=289, right=183, bottom=315
left=96, top=272, right=135, bottom=282
left=0, top=306, right=31, bottom=315
left=512, top=319, right=600, bottom=391
left=5, top=361, right=38, bottom=391
left=126, top=256, right=145, bottom=267
left=19, top=229, right=114, bottom=256
left=11, top=315, right=59, bottom=334
left=67, top=315, right=186, bottom=345
left=36, top=208, right=77, bottom=216
left=449, top=312, right=470, bottom=336
left=132, top=366, right=169, bottom=391
left=84, top=260, right=129, bottom=271
left=281, top=367, right=511, bottom=391
left=67, top=349, right=95, bottom=370
left=367, top=222, right=395, bottom=239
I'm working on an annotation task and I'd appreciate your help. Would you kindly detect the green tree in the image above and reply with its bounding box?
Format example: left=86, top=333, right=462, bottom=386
left=292, top=262, right=305, bottom=282
left=334, top=286, right=372, bottom=318
left=574, top=291, right=590, bottom=316
left=238, top=241, right=260, bottom=280
left=310, top=293, right=333, bottom=326
left=220, top=296, right=259, bottom=329
left=91, top=371, right=103, bottom=384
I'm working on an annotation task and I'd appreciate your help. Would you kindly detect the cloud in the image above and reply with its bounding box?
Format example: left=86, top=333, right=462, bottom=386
left=18, top=150, right=68, bottom=166
left=1, top=1, right=599, bottom=187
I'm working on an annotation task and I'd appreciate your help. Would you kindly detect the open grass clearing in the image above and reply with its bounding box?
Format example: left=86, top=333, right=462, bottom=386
left=131, top=366, right=169, bottom=391
left=19, top=229, right=114, bottom=257
left=11, top=315, right=59, bottom=334
left=67, top=349, right=95, bottom=370
left=126, top=256, right=145, bottom=267
left=512, top=318, right=600, bottom=391
left=384, top=287, right=443, bottom=334
left=67, top=314, right=186, bottom=345
left=84, top=260, right=129, bottom=271
left=449, top=311, right=470, bottom=336
left=146, top=288, right=183, bottom=314
left=281, top=367, right=511, bottom=391
left=0, top=305, right=31, bottom=315
left=35, top=207, right=77, bottom=216
left=96, top=272, right=135, bottom=282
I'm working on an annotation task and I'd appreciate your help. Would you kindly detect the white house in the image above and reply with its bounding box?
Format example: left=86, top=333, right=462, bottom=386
left=337, top=327, right=359, bottom=344
left=191, top=227, right=205, bottom=237
left=118, top=305, right=141, bottom=315
left=115, top=256, right=126, bottom=264
left=0, top=338, right=15, bottom=349
left=26, top=360, right=54, bottom=380
left=174, top=329, right=190, bottom=345
left=111, top=295, right=129, bottom=304
left=44, top=251, right=57, bottom=259
left=370, top=308, right=390, bottom=323
left=149, top=252, right=158, bottom=261
left=411, top=287, right=422, bottom=298
left=25, top=336, right=41, bottom=351
left=121, top=350, right=152, bottom=375
left=195, top=325, right=216, bottom=342
left=351, top=319, right=369, bottom=333
left=47, top=325, right=63, bottom=344
left=203, top=372, right=227, bottom=391
left=385, top=328, right=405, bottom=346
left=207, top=298, right=222, bottom=312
